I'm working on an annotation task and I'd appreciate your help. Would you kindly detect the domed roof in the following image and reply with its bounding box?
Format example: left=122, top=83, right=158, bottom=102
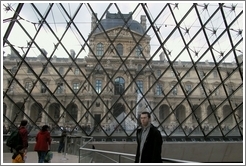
left=94, top=12, right=145, bottom=35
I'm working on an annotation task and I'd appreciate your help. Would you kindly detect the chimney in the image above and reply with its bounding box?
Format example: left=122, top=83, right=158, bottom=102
left=91, top=13, right=97, bottom=31
left=140, top=15, right=146, bottom=31
left=159, top=52, right=165, bottom=61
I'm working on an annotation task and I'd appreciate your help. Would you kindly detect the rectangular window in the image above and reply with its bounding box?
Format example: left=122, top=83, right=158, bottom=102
left=74, top=68, right=80, bottom=75
left=41, top=82, right=47, bottom=93
left=171, top=85, right=177, bottom=95
left=156, top=70, right=161, bottom=77
left=156, top=84, right=162, bottom=95
left=116, top=44, right=123, bottom=56
left=136, top=45, right=142, bottom=57
left=56, top=83, right=63, bottom=94
left=25, top=82, right=32, bottom=92
left=96, top=43, right=104, bottom=56
left=136, top=80, right=143, bottom=93
left=185, top=84, right=192, bottom=93
left=73, top=83, right=80, bottom=92
left=96, top=80, right=102, bottom=93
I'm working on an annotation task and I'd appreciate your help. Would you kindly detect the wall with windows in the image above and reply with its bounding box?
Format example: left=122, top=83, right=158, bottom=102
left=2, top=7, right=243, bottom=141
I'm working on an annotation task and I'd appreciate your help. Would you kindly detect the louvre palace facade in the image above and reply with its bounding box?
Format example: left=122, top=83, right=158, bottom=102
left=3, top=10, right=243, bottom=141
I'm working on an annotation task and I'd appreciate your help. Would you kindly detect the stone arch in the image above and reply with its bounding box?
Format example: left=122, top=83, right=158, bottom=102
left=237, top=104, right=243, bottom=120
left=3, top=102, right=7, bottom=122
left=30, top=102, right=43, bottom=123
left=206, top=104, right=217, bottom=125
left=48, top=103, right=60, bottom=123
left=222, top=105, right=233, bottom=123
left=192, top=104, right=202, bottom=122
left=175, top=104, right=186, bottom=123
left=159, top=104, right=170, bottom=124
left=66, top=103, right=78, bottom=123
left=12, top=102, right=25, bottom=123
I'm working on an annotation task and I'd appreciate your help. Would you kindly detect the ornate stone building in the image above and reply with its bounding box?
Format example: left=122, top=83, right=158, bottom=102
left=3, top=11, right=243, bottom=139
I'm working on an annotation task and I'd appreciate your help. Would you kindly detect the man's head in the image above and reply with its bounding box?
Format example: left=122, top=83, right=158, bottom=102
left=140, top=111, right=151, bottom=127
left=20, top=120, right=28, bottom=127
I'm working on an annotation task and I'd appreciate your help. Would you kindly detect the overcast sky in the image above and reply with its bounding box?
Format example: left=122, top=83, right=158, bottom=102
left=2, top=2, right=244, bottom=62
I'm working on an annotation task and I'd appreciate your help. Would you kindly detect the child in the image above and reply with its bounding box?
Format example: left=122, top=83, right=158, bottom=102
left=12, top=145, right=25, bottom=163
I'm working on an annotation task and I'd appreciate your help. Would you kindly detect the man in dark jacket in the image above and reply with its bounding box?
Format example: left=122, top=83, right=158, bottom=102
left=135, top=111, right=163, bottom=163
left=19, top=120, right=29, bottom=152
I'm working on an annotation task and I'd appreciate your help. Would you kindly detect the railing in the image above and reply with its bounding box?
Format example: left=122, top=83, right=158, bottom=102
left=79, top=147, right=135, bottom=163
left=62, top=135, right=93, bottom=162
left=78, top=147, right=199, bottom=163
left=3, top=134, right=201, bottom=163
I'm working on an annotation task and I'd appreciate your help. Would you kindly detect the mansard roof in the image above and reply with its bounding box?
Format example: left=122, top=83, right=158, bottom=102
left=94, top=11, right=145, bottom=35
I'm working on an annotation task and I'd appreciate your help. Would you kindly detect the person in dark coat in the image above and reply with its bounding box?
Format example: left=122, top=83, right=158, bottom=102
left=57, top=130, right=67, bottom=153
left=135, top=111, right=163, bottom=163
left=34, top=125, right=51, bottom=163
left=18, top=120, right=29, bottom=152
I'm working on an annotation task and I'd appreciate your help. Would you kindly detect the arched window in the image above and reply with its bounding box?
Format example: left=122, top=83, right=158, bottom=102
left=96, top=43, right=104, bottom=56
left=114, top=77, right=125, bottom=95
left=116, top=43, right=123, bottom=56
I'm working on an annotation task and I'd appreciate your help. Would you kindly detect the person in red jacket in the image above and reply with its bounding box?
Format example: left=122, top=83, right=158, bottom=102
left=18, top=120, right=29, bottom=152
left=34, top=125, right=51, bottom=163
